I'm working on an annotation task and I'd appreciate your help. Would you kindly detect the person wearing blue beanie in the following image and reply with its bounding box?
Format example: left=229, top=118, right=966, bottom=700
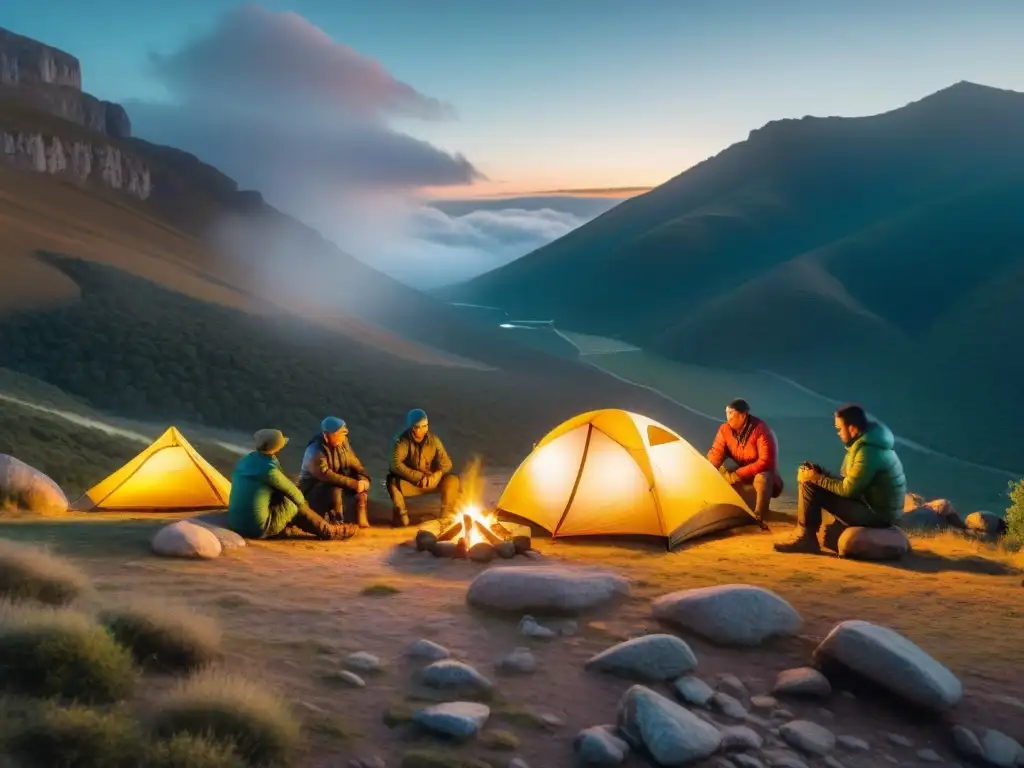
left=297, top=415, right=372, bottom=528
left=386, top=407, right=460, bottom=527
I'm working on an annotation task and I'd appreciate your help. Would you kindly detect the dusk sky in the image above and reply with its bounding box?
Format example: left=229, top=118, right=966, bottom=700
left=3, top=1, right=1023, bottom=285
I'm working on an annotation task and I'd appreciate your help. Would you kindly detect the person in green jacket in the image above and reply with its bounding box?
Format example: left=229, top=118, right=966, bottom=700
left=775, top=403, right=907, bottom=554
left=228, top=429, right=359, bottom=541
left=386, top=408, right=460, bottom=527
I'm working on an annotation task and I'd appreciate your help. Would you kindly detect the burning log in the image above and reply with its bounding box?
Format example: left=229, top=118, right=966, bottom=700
left=471, top=518, right=504, bottom=547
left=436, top=520, right=464, bottom=542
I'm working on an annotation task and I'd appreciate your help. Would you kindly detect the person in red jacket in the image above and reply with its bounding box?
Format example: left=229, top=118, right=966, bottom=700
left=707, top=398, right=783, bottom=523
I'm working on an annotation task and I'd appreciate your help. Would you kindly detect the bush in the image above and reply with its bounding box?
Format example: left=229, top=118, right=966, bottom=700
left=0, top=603, right=136, bottom=703
left=149, top=670, right=300, bottom=766
left=100, top=600, right=222, bottom=673
left=1007, top=479, right=1024, bottom=543
left=6, top=701, right=143, bottom=768
left=143, top=733, right=247, bottom=768
left=0, top=539, right=91, bottom=605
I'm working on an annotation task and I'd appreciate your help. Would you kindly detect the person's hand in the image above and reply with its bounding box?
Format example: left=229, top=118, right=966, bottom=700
left=723, top=470, right=739, bottom=484
left=356, top=479, right=369, bottom=493
left=432, top=471, right=443, bottom=485
left=797, top=464, right=817, bottom=484
left=418, top=475, right=431, bottom=488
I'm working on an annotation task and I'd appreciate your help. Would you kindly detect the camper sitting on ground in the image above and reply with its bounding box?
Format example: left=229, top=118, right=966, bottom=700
left=707, top=398, right=783, bottom=523
left=386, top=408, right=460, bottom=528
left=228, top=429, right=359, bottom=541
left=775, top=403, right=906, bottom=554
left=297, top=417, right=371, bottom=528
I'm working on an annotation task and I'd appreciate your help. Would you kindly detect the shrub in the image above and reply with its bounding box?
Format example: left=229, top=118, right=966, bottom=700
left=143, top=733, right=247, bottom=768
left=0, top=539, right=91, bottom=605
left=100, top=600, right=222, bottom=673
left=1007, top=479, right=1024, bottom=543
left=6, top=701, right=143, bottom=768
left=0, top=603, right=136, bottom=703
left=149, top=670, right=300, bottom=767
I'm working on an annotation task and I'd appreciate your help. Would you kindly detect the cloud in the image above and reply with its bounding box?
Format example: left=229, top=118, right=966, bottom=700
left=127, top=4, right=480, bottom=194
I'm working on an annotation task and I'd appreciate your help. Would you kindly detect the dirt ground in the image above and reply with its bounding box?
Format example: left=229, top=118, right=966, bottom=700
left=1, top=503, right=1022, bottom=767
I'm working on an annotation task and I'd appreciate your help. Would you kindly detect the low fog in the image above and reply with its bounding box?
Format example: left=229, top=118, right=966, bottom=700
left=125, top=5, right=617, bottom=292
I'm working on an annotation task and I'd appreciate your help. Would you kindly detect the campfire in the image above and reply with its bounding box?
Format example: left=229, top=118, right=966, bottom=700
left=414, top=503, right=533, bottom=561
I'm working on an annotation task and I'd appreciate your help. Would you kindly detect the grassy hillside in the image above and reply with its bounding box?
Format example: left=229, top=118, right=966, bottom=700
left=0, top=253, right=720, bottom=483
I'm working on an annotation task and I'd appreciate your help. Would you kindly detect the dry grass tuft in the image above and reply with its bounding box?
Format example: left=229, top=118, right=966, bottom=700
left=149, top=669, right=300, bottom=766
left=6, top=701, right=143, bottom=768
left=0, top=538, right=91, bottom=605
left=143, top=733, right=247, bottom=768
left=399, top=749, right=494, bottom=768
left=0, top=603, right=136, bottom=703
left=360, top=582, right=401, bottom=597
left=100, top=599, right=222, bottom=673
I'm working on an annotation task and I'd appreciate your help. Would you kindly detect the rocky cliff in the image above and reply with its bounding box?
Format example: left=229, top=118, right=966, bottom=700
left=0, top=26, right=130, bottom=138
left=1, top=129, right=151, bottom=199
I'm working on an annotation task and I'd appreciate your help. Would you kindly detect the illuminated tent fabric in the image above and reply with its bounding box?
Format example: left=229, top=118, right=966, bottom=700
left=72, top=427, right=231, bottom=512
left=496, top=409, right=757, bottom=548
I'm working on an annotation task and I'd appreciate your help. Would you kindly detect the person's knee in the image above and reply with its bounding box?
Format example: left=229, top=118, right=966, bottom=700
left=439, top=473, right=460, bottom=492
left=753, top=472, right=770, bottom=491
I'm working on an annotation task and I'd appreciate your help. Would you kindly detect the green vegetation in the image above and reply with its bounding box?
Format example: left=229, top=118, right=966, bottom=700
left=361, top=581, right=402, bottom=597
left=1007, top=479, right=1024, bottom=544
left=149, top=670, right=300, bottom=767
left=400, top=750, right=494, bottom=768
left=5, top=701, right=142, bottom=768
left=0, top=539, right=91, bottom=605
left=0, top=605, right=137, bottom=703
left=99, top=600, right=222, bottom=673
left=0, top=254, right=634, bottom=479
left=143, top=733, right=247, bottom=768
left=480, top=729, right=519, bottom=750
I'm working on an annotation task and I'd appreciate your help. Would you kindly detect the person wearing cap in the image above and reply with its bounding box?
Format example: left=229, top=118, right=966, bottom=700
left=297, top=416, right=372, bottom=528
left=227, top=428, right=359, bottom=541
left=386, top=408, right=459, bottom=527
left=706, top=398, right=783, bottom=523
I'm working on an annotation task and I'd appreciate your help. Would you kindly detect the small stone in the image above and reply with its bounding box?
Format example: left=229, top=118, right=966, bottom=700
left=716, top=673, right=750, bottom=702
left=349, top=758, right=386, bottom=768
left=538, top=712, right=565, bottom=729
left=430, top=540, right=458, bottom=558
left=468, top=542, right=496, bottom=562
left=979, top=728, right=1024, bottom=767
left=743, top=712, right=772, bottom=729
left=419, top=659, right=494, bottom=695
left=496, top=647, right=537, bottom=674
left=413, top=701, right=490, bottom=740
left=574, top=725, right=629, bottom=765
left=674, top=675, right=714, bottom=707
left=345, top=652, right=383, bottom=673
left=415, top=529, right=437, bottom=551
left=916, top=748, right=942, bottom=762
left=836, top=735, right=870, bottom=751
left=951, top=725, right=984, bottom=761
left=750, top=695, right=777, bottom=709
left=720, top=724, right=763, bottom=751
left=712, top=692, right=748, bottom=719
left=772, top=708, right=794, bottom=720
left=773, top=667, right=832, bottom=699
left=407, top=639, right=450, bottom=661
left=779, top=720, right=836, bottom=755
left=816, top=707, right=835, bottom=721
left=508, top=760, right=530, bottom=768
left=495, top=541, right=516, bottom=558
left=560, top=620, right=579, bottom=636
left=512, top=535, right=531, bottom=553
left=585, top=634, right=698, bottom=681
left=885, top=732, right=913, bottom=747
left=733, top=756, right=767, bottom=768
left=326, top=670, right=365, bottom=688
left=519, top=615, right=556, bottom=639
left=823, top=757, right=845, bottom=768
left=760, top=748, right=809, bottom=768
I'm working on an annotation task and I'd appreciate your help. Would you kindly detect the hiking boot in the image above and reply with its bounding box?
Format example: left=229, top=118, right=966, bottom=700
left=773, top=527, right=821, bottom=554
left=324, top=522, right=359, bottom=541
left=392, top=507, right=409, bottom=528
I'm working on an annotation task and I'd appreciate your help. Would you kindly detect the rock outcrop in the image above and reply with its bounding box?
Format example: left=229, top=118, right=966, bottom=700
left=0, top=130, right=150, bottom=198
left=0, top=27, right=81, bottom=89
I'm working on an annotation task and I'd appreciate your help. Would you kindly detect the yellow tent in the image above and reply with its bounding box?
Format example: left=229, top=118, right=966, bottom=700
left=496, top=409, right=757, bottom=548
left=72, top=426, right=232, bottom=512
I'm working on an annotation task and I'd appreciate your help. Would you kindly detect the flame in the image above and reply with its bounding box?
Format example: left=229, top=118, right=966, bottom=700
left=460, top=503, right=499, bottom=548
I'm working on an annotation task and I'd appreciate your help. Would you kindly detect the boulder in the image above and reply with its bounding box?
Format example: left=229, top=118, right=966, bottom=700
left=812, top=620, right=962, bottom=712
left=584, top=634, right=698, bottom=681
left=151, top=521, right=222, bottom=559
left=965, top=511, right=1008, bottom=537
left=899, top=498, right=966, bottom=531
left=837, top=527, right=910, bottom=560
left=652, top=584, right=803, bottom=646
left=192, top=520, right=246, bottom=549
left=0, top=454, right=68, bottom=514
left=413, top=701, right=490, bottom=741
left=978, top=729, right=1024, bottom=767
left=466, top=565, right=629, bottom=614
left=496, top=647, right=537, bottom=674
left=616, top=685, right=722, bottom=765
